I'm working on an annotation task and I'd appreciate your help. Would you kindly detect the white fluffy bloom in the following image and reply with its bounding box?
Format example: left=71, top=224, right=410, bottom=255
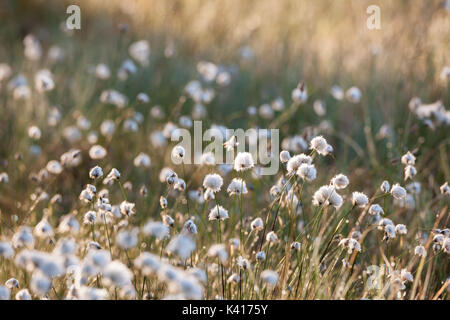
left=28, top=126, right=41, bottom=140
left=171, top=145, right=185, bottom=160
left=89, top=166, right=103, bottom=179
left=291, top=84, right=308, bottom=104
left=380, top=180, right=390, bottom=193
left=250, top=217, right=264, bottom=231
left=368, top=204, right=383, bottom=215
left=266, top=231, right=279, bottom=243
left=234, top=152, right=254, bottom=172
left=142, top=221, right=170, bottom=240
left=208, top=244, right=228, bottom=263
left=129, top=40, right=150, bottom=66
left=312, top=185, right=343, bottom=208
left=331, top=174, right=349, bottom=189
left=166, top=235, right=196, bottom=260
left=296, top=163, right=317, bottom=181
left=339, top=238, right=361, bottom=254
left=384, top=224, right=396, bottom=241
left=116, top=228, right=139, bottom=249
left=15, top=289, right=31, bottom=300
left=89, top=145, right=107, bottom=160
left=0, top=241, right=14, bottom=259
left=100, top=120, right=116, bottom=137
left=279, top=150, right=291, bottom=163
left=83, top=211, right=96, bottom=224
left=203, top=173, right=223, bottom=193
left=391, top=184, right=406, bottom=200
left=35, top=69, right=55, bottom=92
left=260, top=270, right=279, bottom=287
left=0, top=172, right=8, bottom=183
left=395, top=224, right=408, bottom=235
left=133, top=152, right=151, bottom=167
left=227, top=178, right=248, bottom=196
left=352, top=192, right=369, bottom=208
left=201, top=152, right=216, bottom=166
left=100, top=90, right=128, bottom=108
left=439, top=182, right=449, bottom=195
left=208, top=205, right=229, bottom=221
left=310, top=136, right=333, bottom=156
left=345, top=86, right=361, bottom=103
left=46, top=160, right=63, bottom=175
left=330, top=85, right=344, bottom=100
left=401, top=151, right=416, bottom=166
left=286, top=154, right=312, bottom=173
left=102, top=261, right=133, bottom=288
left=414, top=245, right=427, bottom=258
left=404, top=165, right=417, bottom=181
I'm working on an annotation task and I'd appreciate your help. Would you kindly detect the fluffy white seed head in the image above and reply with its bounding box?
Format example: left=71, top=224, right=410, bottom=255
left=352, top=192, right=369, bottom=208
left=234, top=152, right=254, bottom=172
left=203, top=173, right=223, bottom=193
left=331, top=174, right=349, bottom=189
left=391, top=184, right=407, bottom=200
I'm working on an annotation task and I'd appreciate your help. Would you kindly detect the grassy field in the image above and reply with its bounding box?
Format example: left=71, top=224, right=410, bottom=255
left=0, top=0, right=449, bottom=300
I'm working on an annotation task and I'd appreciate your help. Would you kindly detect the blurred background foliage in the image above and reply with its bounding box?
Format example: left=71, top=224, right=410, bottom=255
left=0, top=0, right=449, bottom=202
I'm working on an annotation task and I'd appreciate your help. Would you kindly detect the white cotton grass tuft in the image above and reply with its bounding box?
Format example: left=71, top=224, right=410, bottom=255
left=102, top=260, right=133, bottom=288
left=15, top=289, right=32, bottom=300
left=260, top=270, right=279, bottom=287
left=142, top=220, right=170, bottom=240
left=227, top=178, right=248, bottom=196
left=201, top=152, right=216, bottom=166
left=401, top=151, right=416, bottom=166
left=414, top=245, right=427, bottom=258
left=208, top=205, right=229, bottom=221
left=166, top=235, right=196, bottom=260
left=368, top=204, right=383, bottom=215
left=233, top=152, right=254, bottom=172
left=380, top=180, right=390, bottom=193
left=279, top=150, right=291, bottom=163
left=291, top=83, right=308, bottom=104
left=312, top=185, right=343, bottom=208
left=0, top=241, right=14, bottom=259
left=266, top=231, right=279, bottom=243
left=250, top=217, right=264, bottom=231
left=339, top=238, right=361, bottom=254
left=46, top=160, right=63, bottom=175
left=171, top=145, right=185, bottom=160
left=89, top=166, right=103, bottom=179
left=404, top=165, right=417, bottom=181
left=310, top=136, right=333, bottom=156
left=203, top=173, right=223, bottom=193
left=115, top=228, right=139, bottom=250
left=286, top=154, right=312, bottom=173
left=345, top=86, right=361, bottom=103
left=296, top=163, right=317, bottom=182
left=89, top=145, right=107, bottom=160
left=352, top=192, right=369, bottom=208
left=133, top=152, right=151, bottom=167
left=441, top=182, right=450, bottom=195
left=207, top=244, right=228, bottom=263
left=395, top=224, right=407, bottom=235
left=391, top=183, right=407, bottom=200
left=0, top=285, right=10, bottom=300
left=330, top=174, right=349, bottom=189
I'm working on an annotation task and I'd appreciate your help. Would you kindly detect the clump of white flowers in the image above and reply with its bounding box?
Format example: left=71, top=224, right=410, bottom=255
left=203, top=173, right=223, bottom=193
left=312, top=185, right=343, bottom=208
left=352, top=192, right=369, bottom=208
left=310, top=136, right=333, bottom=156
